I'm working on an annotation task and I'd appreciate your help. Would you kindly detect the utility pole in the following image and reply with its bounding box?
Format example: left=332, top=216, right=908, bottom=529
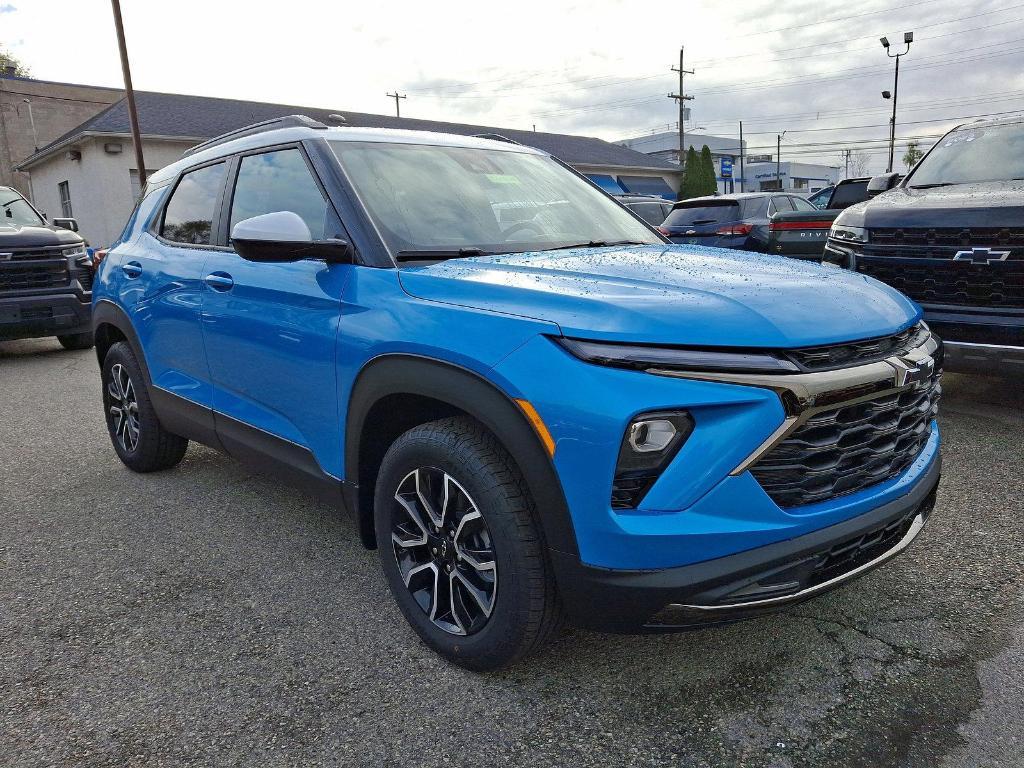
left=386, top=91, right=407, bottom=118
left=110, top=0, right=147, bottom=190
left=844, top=148, right=851, bottom=178
left=668, top=46, right=694, bottom=169
left=739, top=121, right=744, bottom=193
left=776, top=134, right=781, bottom=190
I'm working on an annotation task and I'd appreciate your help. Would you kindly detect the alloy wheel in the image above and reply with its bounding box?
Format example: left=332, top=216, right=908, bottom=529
left=391, top=467, right=497, bottom=636
left=107, top=363, right=140, bottom=452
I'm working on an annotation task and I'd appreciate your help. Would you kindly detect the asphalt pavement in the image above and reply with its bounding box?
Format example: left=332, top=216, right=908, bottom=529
left=2, top=336, right=1022, bottom=768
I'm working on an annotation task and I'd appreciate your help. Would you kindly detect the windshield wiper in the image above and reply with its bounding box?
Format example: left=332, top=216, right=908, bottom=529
left=908, top=182, right=957, bottom=189
left=538, top=239, right=650, bottom=252
left=395, top=247, right=491, bottom=262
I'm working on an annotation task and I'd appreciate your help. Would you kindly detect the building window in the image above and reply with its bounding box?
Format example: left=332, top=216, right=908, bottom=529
left=58, top=181, right=73, bottom=217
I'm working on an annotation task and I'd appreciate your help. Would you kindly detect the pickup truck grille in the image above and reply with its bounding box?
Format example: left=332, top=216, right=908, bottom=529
left=0, top=261, right=70, bottom=292
left=751, top=369, right=941, bottom=508
left=784, top=323, right=927, bottom=371
left=855, top=228, right=1024, bottom=309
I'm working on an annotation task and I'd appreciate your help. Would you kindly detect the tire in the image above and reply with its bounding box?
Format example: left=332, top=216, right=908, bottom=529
left=57, top=331, right=94, bottom=350
left=101, top=341, right=188, bottom=472
left=374, top=416, right=562, bottom=671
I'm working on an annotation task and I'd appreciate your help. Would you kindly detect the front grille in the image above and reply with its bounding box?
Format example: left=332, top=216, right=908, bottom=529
left=785, top=323, right=928, bottom=371
left=854, top=228, right=1024, bottom=309
left=751, top=370, right=941, bottom=508
left=0, top=261, right=70, bottom=292
left=870, top=227, right=1024, bottom=249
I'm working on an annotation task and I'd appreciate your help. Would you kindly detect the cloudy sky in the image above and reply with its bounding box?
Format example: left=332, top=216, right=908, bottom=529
left=3, top=0, right=1022, bottom=173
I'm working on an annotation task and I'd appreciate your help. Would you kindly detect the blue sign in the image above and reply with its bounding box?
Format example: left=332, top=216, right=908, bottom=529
left=720, top=157, right=733, bottom=178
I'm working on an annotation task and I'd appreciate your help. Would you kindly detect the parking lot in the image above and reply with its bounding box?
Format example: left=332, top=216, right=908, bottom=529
left=1, top=337, right=1022, bottom=768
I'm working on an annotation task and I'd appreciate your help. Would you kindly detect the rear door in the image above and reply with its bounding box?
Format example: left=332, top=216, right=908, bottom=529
left=200, top=144, right=351, bottom=476
left=117, top=160, right=228, bottom=409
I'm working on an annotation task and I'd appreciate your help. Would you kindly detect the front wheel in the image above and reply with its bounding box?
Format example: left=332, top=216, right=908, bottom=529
left=374, top=417, right=562, bottom=671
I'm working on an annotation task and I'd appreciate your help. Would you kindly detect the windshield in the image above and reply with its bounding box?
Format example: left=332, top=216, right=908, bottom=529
left=827, top=180, right=869, bottom=209
left=329, top=141, right=661, bottom=259
left=909, top=122, right=1024, bottom=187
left=1, top=189, right=45, bottom=227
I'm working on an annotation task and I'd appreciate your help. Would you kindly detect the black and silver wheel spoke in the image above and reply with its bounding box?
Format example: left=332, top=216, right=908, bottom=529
left=106, top=363, right=139, bottom=453
left=392, top=467, right=497, bottom=636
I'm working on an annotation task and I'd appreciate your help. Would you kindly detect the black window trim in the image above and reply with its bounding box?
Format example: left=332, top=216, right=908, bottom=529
left=152, top=156, right=232, bottom=252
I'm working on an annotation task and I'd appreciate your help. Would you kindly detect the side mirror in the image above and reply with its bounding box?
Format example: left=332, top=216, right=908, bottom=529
left=866, top=173, right=900, bottom=198
left=53, top=217, right=79, bottom=232
left=231, top=211, right=352, bottom=263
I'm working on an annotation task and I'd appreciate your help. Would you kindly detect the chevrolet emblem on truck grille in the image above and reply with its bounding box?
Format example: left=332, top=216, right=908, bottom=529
left=953, top=247, right=1011, bottom=264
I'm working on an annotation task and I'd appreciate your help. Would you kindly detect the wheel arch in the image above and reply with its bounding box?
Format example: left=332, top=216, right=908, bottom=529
left=345, top=354, right=578, bottom=557
left=93, top=299, right=152, bottom=385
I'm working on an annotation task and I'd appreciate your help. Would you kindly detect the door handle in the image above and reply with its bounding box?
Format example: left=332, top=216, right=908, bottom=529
left=121, top=261, right=142, bottom=279
left=204, top=272, right=234, bottom=292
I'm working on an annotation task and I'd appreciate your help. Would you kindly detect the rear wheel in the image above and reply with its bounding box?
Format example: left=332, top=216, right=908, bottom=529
left=374, top=417, right=562, bottom=671
left=101, top=342, right=188, bottom=472
left=57, top=331, right=94, bottom=350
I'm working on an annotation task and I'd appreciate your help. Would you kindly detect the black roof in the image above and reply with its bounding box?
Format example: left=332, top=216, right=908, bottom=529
left=23, top=90, right=678, bottom=172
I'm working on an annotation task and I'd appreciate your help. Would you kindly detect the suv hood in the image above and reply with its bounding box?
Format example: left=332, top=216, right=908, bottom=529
left=399, top=245, right=919, bottom=347
left=838, top=180, right=1024, bottom=228
left=0, top=223, right=83, bottom=248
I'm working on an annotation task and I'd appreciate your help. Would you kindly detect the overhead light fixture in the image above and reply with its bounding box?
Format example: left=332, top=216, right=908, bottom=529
left=880, top=36, right=890, bottom=48
left=882, top=90, right=892, bottom=99
left=904, top=31, right=914, bottom=43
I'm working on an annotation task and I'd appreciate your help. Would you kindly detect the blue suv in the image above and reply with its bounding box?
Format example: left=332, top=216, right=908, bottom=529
left=92, top=115, right=942, bottom=670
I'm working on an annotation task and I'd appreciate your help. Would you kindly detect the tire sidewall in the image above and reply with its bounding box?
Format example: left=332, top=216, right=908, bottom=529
left=374, top=430, right=537, bottom=669
left=101, top=343, right=148, bottom=467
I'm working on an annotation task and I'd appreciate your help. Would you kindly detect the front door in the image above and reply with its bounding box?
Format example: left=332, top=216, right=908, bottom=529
left=200, top=146, right=350, bottom=476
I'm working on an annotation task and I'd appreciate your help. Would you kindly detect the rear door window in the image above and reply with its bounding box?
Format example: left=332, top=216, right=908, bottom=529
left=161, top=162, right=227, bottom=245
left=627, top=202, right=667, bottom=225
left=663, top=201, right=741, bottom=227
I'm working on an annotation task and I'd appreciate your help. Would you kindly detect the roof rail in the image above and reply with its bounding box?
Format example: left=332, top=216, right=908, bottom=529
left=471, top=132, right=522, bottom=146
left=183, top=114, right=328, bottom=157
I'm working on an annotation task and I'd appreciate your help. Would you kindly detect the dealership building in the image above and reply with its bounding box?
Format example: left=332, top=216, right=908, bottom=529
left=7, top=75, right=681, bottom=247
left=616, top=131, right=745, bottom=195
left=743, top=160, right=841, bottom=193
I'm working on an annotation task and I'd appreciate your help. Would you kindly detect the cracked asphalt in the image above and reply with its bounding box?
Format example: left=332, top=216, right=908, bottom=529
left=2, top=337, right=1022, bottom=767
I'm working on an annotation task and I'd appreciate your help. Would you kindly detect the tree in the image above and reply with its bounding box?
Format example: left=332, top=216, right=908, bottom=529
left=848, top=149, right=870, bottom=178
left=699, top=145, right=717, bottom=195
left=902, top=141, right=924, bottom=171
left=0, top=49, right=30, bottom=77
left=678, top=146, right=702, bottom=200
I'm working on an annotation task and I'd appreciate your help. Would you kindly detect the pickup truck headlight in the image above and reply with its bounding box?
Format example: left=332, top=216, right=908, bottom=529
left=62, top=244, right=88, bottom=257
left=556, top=337, right=799, bottom=374
left=828, top=225, right=868, bottom=244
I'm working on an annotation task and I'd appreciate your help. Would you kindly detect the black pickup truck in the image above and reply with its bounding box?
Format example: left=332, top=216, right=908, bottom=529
left=766, top=178, right=872, bottom=259
left=824, top=116, right=1024, bottom=375
left=0, top=186, right=94, bottom=349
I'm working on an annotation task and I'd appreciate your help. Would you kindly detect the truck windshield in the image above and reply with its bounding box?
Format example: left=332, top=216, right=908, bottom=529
left=1, top=190, right=44, bottom=227
left=329, top=141, right=662, bottom=259
left=909, top=121, right=1024, bottom=187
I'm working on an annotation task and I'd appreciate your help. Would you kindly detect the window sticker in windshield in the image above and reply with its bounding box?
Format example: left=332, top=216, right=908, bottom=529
left=943, top=129, right=983, bottom=148
left=486, top=174, right=521, bottom=185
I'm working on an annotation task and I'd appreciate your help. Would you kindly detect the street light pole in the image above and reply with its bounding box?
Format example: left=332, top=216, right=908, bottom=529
left=110, top=0, right=147, bottom=191
left=881, top=31, right=913, bottom=173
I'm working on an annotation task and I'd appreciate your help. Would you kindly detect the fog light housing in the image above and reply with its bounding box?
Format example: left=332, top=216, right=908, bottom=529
left=611, top=411, right=694, bottom=510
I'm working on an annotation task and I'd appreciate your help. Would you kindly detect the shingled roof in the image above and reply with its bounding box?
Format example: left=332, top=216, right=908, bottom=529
left=19, top=90, right=678, bottom=173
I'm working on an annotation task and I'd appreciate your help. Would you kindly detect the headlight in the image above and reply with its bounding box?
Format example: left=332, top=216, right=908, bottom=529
left=828, top=224, right=868, bottom=244
left=556, top=337, right=799, bottom=374
left=62, top=244, right=88, bottom=257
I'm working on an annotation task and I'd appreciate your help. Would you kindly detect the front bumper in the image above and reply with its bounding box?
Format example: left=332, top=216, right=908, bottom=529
left=551, top=454, right=940, bottom=632
left=942, top=341, right=1024, bottom=374
left=0, top=291, right=92, bottom=341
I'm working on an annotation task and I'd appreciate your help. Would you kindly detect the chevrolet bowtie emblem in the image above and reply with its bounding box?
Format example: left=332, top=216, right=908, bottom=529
left=953, top=247, right=1010, bottom=265
left=889, top=355, right=934, bottom=387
